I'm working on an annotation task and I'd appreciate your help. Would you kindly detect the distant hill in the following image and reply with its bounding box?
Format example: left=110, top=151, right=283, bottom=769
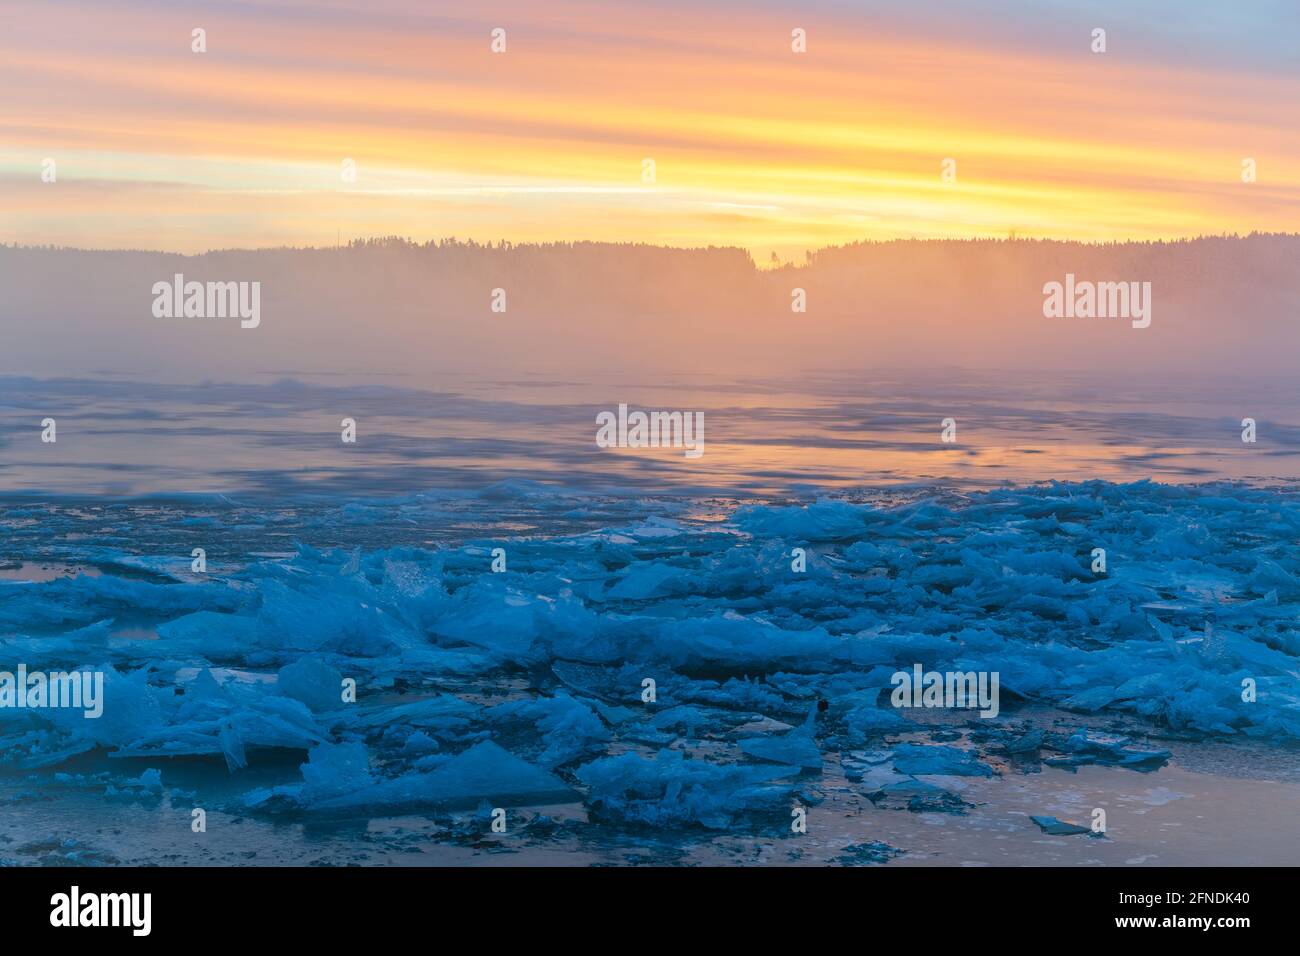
left=2, top=235, right=1296, bottom=381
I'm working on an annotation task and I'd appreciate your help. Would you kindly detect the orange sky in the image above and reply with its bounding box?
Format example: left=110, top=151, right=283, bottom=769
left=1, top=0, right=1297, bottom=258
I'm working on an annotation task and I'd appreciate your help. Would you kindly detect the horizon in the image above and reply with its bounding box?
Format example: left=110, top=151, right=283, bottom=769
left=5, top=230, right=1299, bottom=262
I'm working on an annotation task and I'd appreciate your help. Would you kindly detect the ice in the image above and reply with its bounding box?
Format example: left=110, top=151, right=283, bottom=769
left=578, top=749, right=796, bottom=829
left=157, top=611, right=259, bottom=660
left=218, top=720, right=247, bottom=771
left=48, top=667, right=164, bottom=747
left=107, top=768, right=163, bottom=796
left=401, top=731, right=439, bottom=754
left=689, top=677, right=787, bottom=713
left=1002, top=729, right=1044, bottom=754
left=487, top=693, right=609, bottom=767
left=648, top=705, right=714, bottom=737
left=605, top=562, right=688, bottom=600
left=277, top=740, right=578, bottom=812
left=738, top=705, right=822, bottom=770
left=10, top=478, right=1300, bottom=845
left=1029, top=815, right=1095, bottom=836
left=834, top=841, right=905, bottom=865
left=891, top=744, right=994, bottom=777
left=277, top=656, right=345, bottom=714
left=731, top=716, right=795, bottom=737
left=241, top=739, right=575, bottom=812
left=842, top=704, right=911, bottom=737
left=301, top=742, right=375, bottom=802
left=1041, top=731, right=1170, bottom=772
left=734, top=499, right=881, bottom=541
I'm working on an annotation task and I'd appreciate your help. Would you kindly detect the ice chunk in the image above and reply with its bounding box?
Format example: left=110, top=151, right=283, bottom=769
left=1043, top=731, right=1170, bottom=772
left=302, top=741, right=374, bottom=803
left=488, top=693, right=609, bottom=767
left=1029, top=815, right=1093, bottom=836
left=834, top=841, right=904, bottom=865
left=891, top=743, right=994, bottom=777
left=733, top=499, right=880, bottom=542
left=1002, top=729, right=1044, bottom=754
left=843, top=705, right=910, bottom=737
left=730, top=717, right=795, bottom=737
left=308, top=741, right=577, bottom=812
left=116, top=768, right=164, bottom=794
left=277, top=656, right=345, bottom=713
left=648, top=705, right=714, bottom=737
left=401, top=731, right=439, bottom=754
left=156, top=611, right=258, bottom=659
left=578, top=749, right=794, bottom=829
left=218, top=720, right=246, bottom=772
left=605, top=562, right=687, bottom=600
left=738, top=705, right=822, bottom=771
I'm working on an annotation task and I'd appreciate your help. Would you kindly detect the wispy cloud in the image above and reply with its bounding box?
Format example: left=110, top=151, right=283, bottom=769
left=2, top=0, right=1296, bottom=254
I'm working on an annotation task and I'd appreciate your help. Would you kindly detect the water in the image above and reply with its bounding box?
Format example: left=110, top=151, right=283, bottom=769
left=3, top=370, right=1299, bottom=500
left=2, top=368, right=1299, bottom=867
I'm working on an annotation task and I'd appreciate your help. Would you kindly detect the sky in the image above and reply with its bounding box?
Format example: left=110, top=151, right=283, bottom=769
left=1, top=0, right=1297, bottom=259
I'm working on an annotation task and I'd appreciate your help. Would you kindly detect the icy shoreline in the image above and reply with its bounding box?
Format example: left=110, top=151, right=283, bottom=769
left=2, top=479, right=1298, bottom=863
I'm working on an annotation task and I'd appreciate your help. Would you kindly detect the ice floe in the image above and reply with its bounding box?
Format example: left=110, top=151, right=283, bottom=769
left=3, top=480, right=1298, bottom=848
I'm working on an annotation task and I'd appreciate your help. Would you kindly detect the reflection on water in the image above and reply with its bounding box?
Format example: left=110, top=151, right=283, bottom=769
left=3, top=370, right=1300, bottom=499
left=0, top=562, right=101, bottom=582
